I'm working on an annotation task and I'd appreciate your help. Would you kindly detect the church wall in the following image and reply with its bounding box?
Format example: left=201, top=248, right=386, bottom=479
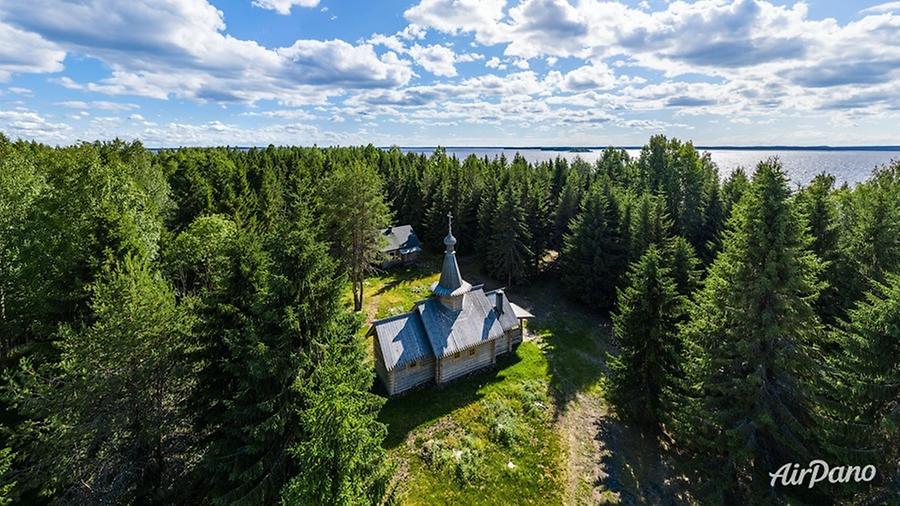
left=387, top=355, right=435, bottom=396
left=494, top=328, right=522, bottom=358
left=438, top=340, right=495, bottom=384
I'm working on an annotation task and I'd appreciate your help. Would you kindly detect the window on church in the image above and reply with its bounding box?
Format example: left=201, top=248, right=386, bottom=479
left=453, top=352, right=461, bottom=359
left=468, top=348, right=476, bottom=356
left=408, top=360, right=417, bottom=368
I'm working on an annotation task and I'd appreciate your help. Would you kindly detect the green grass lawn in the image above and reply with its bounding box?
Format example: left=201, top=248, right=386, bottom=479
left=359, top=257, right=622, bottom=505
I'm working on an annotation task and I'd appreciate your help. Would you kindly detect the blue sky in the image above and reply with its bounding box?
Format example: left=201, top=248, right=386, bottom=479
left=0, top=0, right=898, bottom=146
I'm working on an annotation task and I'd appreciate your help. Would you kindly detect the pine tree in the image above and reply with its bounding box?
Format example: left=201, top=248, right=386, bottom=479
left=323, top=159, right=392, bottom=311
left=678, top=160, right=824, bottom=502
left=608, top=246, right=683, bottom=429
left=560, top=180, right=627, bottom=309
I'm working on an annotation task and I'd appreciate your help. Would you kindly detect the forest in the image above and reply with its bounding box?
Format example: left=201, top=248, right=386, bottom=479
left=0, top=132, right=898, bottom=505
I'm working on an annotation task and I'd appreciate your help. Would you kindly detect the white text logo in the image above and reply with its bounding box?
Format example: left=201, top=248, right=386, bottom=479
left=769, top=460, right=876, bottom=488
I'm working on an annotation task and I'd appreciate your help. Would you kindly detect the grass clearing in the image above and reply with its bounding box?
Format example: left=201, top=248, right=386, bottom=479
left=359, top=256, right=628, bottom=505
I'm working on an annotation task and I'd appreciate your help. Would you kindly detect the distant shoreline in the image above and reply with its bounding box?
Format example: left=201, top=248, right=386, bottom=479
left=396, top=145, right=900, bottom=152
left=146, top=145, right=900, bottom=152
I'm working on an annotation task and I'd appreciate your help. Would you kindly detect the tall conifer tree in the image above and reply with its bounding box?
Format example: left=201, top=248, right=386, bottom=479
left=678, top=160, right=824, bottom=502
left=560, top=180, right=627, bottom=309
left=608, top=245, right=683, bottom=429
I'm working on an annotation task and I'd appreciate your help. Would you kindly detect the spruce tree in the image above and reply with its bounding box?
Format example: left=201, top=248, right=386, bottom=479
left=608, top=245, right=682, bottom=429
left=823, top=274, right=900, bottom=502
left=521, top=172, right=553, bottom=274
left=629, top=194, right=670, bottom=260
left=194, top=211, right=344, bottom=504
left=678, top=160, right=824, bottom=502
left=722, top=167, right=750, bottom=221
left=5, top=256, right=195, bottom=503
left=560, top=179, right=627, bottom=309
left=282, top=317, right=391, bottom=505
left=795, top=173, right=843, bottom=322
left=837, top=162, right=900, bottom=310
left=0, top=447, right=13, bottom=506
left=486, top=187, right=532, bottom=286
left=553, top=169, right=584, bottom=249
left=664, top=236, right=701, bottom=299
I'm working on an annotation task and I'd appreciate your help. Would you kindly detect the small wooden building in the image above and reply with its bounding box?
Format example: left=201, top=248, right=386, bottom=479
left=379, top=225, right=422, bottom=268
left=370, top=214, right=534, bottom=396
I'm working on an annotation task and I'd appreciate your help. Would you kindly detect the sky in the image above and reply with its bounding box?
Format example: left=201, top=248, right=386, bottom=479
left=0, top=0, right=899, bottom=147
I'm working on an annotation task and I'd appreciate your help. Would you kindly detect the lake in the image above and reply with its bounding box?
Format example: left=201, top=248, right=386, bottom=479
left=401, top=147, right=900, bottom=187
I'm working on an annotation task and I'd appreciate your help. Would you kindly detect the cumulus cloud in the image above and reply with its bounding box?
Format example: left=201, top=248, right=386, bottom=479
left=251, top=0, right=319, bottom=15
left=0, top=21, right=65, bottom=81
left=404, top=0, right=507, bottom=44
left=0, top=0, right=411, bottom=102
left=407, top=44, right=459, bottom=76
left=0, top=108, right=71, bottom=141
left=401, top=0, right=900, bottom=117
left=560, top=63, right=617, bottom=91
left=3, top=0, right=900, bottom=145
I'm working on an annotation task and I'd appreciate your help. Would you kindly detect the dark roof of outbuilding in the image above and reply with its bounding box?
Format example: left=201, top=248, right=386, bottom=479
left=380, top=225, right=422, bottom=254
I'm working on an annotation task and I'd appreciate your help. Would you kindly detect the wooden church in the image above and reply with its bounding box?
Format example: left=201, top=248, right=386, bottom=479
left=370, top=214, right=533, bottom=396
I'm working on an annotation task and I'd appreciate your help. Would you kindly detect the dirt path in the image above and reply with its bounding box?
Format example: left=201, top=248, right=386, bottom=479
left=558, top=392, right=619, bottom=504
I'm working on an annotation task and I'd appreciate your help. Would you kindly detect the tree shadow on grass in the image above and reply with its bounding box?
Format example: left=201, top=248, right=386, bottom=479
left=518, top=278, right=614, bottom=419
left=378, top=351, right=522, bottom=449
left=372, top=260, right=436, bottom=297
left=594, top=416, right=695, bottom=505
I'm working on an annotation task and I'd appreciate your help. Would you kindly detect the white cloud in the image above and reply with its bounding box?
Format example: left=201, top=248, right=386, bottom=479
left=241, top=109, right=316, bottom=120
left=860, top=2, right=900, bottom=14
left=0, top=21, right=65, bottom=81
left=0, top=108, right=71, bottom=141
left=457, top=52, right=484, bottom=62
left=0, top=0, right=411, bottom=102
left=398, top=24, right=427, bottom=40
left=252, top=0, right=319, bottom=15
left=404, top=0, right=507, bottom=44
left=561, top=62, right=617, bottom=91
left=408, top=44, right=460, bottom=76
left=56, top=100, right=140, bottom=111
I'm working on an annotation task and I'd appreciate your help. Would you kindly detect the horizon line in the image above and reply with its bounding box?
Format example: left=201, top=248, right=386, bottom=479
left=145, top=144, right=900, bottom=152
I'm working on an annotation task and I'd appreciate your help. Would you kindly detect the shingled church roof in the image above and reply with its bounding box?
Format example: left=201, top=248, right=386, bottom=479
left=371, top=213, right=530, bottom=371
